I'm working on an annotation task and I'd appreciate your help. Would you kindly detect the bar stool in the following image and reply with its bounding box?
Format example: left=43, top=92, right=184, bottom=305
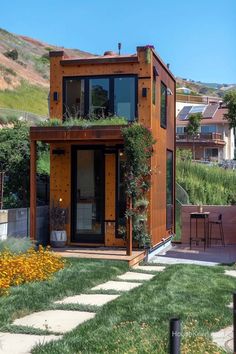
left=209, top=214, right=225, bottom=246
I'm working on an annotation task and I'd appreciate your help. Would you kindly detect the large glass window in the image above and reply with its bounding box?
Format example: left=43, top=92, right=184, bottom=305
left=161, top=82, right=167, bottom=128
left=166, top=150, right=173, bottom=229
left=114, top=77, right=135, bottom=121
left=64, top=79, right=85, bottom=118
left=89, top=78, right=110, bottom=117
left=64, top=76, right=136, bottom=121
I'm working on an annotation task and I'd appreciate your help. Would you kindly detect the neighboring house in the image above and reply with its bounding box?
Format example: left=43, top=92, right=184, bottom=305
left=29, top=46, right=175, bottom=254
left=176, top=103, right=235, bottom=161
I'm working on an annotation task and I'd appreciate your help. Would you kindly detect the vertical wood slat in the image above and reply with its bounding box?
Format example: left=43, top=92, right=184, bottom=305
left=126, top=197, right=132, bottom=256
left=30, top=141, right=37, bottom=240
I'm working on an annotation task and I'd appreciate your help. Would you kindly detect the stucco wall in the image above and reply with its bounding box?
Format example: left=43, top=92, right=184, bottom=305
left=181, top=205, right=236, bottom=244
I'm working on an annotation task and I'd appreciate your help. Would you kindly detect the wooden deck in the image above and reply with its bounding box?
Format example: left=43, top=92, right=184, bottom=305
left=52, top=247, right=146, bottom=267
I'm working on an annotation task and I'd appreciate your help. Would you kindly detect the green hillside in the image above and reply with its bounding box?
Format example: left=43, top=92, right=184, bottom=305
left=0, top=81, right=48, bottom=116
left=177, top=159, right=236, bottom=205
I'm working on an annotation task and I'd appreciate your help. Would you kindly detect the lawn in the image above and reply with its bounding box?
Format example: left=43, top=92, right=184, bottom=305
left=25, top=262, right=236, bottom=354
left=0, top=258, right=128, bottom=333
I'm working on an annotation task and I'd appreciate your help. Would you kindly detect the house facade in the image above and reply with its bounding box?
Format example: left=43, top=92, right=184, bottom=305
left=176, top=103, right=234, bottom=161
left=30, top=46, right=176, bottom=252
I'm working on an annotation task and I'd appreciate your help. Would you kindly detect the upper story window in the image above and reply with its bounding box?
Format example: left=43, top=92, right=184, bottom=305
left=176, top=127, right=186, bottom=134
left=200, top=125, right=217, bottom=133
left=64, top=79, right=85, bottom=117
left=63, top=75, right=137, bottom=121
left=89, top=78, right=109, bottom=117
left=114, top=77, right=135, bottom=121
left=160, top=82, right=167, bottom=128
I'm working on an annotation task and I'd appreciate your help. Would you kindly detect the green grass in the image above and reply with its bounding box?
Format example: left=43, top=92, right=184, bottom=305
left=0, top=81, right=48, bottom=116
left=0, top=258, right=128, bottom=331
left=177, top=159, right=236, bottom=205
left=28, top=263, right=236, bottom=354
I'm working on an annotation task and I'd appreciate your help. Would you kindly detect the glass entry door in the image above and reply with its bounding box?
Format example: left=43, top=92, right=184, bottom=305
left=72, top=148, right=104, bottom=243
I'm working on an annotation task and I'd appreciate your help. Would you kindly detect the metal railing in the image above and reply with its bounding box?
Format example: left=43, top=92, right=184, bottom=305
left=176, top=94, right=221, bottom=104
left=176, top=132, right=224, bottom=142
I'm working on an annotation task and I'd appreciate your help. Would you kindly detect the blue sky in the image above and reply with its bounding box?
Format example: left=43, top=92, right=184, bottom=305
left=0, top=0, right=235, bottom=83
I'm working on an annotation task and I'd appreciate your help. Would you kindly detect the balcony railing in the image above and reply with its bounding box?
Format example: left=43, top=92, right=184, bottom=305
left=176, top=94, right=221, bottom=104
left=176, top=132, right=224, bottom=143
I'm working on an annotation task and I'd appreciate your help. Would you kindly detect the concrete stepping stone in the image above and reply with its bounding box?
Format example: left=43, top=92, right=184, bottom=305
left=13, top=310, right=95, bottom=334
left=0, top=332, right=61, bottom=354
left=225, top=270, right=236, bottom=277
left=91, top=281, right=142, bottom=292
left=54, top=294, right=120, bottom=306
left=212, top=325, right=233, bottom=352
left=134, top=265, right=166, bottom=272
left=117, top=271, right=155, bottom=281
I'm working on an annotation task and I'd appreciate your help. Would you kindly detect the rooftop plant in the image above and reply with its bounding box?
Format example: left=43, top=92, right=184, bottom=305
left=39, top=116, right=128, bottom=128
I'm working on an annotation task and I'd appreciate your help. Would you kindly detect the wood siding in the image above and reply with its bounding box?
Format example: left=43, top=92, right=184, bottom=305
left=48, top=47, right=175, bottom=248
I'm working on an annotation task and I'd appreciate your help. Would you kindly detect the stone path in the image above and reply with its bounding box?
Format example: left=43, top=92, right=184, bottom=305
left=211, top=269, right=236, bottom=352
left=0, top=333, right=61, bottom=354
left=2, top=265, right=165, bottom=354
left=55, top=294, right=119, bottom=306
left=13, top=310, right=95, bottom=334
left=225, top=269, right=236, bottom=278
left=117, top=271, right=155, bottom=281
left=150, top=255, right=218, bottom=266
left=212, top=326, right=233, bottom=353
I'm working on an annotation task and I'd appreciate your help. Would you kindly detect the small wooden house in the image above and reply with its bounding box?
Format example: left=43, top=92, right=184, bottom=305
left=30, top=45, right=176, bottom=256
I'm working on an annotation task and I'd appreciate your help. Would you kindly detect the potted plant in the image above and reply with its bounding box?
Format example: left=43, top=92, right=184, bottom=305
left=50, top=200, right=68, bottom=248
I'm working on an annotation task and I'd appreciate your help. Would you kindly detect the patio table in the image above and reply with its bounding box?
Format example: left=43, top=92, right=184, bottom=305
left=190, top=212, right=210, bottom=251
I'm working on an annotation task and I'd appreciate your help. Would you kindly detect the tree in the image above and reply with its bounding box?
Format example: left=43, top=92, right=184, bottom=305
left=186, top=112, right=202, bottom=160
left=223, top=90, right=236, bottom=129
left=0, top=122, right=49, bottom=208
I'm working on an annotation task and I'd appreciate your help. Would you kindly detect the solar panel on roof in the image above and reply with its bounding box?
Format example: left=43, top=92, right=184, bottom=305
left=202, top=104, right=218, bottom=118
left=189, top=105, right=207, bottom=114
left=178, top=106, right=192, bottom=120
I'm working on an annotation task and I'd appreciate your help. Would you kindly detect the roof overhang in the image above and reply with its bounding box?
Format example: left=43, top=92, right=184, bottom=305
left=30, top=125, right=125, bottom=144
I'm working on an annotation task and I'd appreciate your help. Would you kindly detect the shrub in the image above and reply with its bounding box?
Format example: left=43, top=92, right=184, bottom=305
left=0, top=246, right=65, bottom=295
left=0, top=237, right=33, bottom=254
left=4, top=49, right=18, bottom=61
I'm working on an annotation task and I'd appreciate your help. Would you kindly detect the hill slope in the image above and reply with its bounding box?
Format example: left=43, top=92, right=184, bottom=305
left=0, top=28, right=93, bottom=115
left=176, top=77, right=236, bottom=98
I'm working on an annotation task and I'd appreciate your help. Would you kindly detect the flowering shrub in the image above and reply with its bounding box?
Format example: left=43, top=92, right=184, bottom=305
left=0, top=246, right=64, bottom=295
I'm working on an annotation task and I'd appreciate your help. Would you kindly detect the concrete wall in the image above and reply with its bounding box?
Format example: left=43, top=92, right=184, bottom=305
left=0, top=206, right=49, bottom=244
left=180, top=205, right=236, bottom=244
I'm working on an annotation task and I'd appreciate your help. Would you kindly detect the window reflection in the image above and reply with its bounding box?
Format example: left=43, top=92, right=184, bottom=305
left=114, top=77, right=135, bottom=121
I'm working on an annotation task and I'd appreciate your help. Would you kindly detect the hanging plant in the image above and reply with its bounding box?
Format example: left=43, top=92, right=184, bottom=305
left=121, top=123, right=156, bottom=248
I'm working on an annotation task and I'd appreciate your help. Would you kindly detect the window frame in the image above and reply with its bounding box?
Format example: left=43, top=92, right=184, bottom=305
left=160, top=81, right=167, bottom=129
left=63, top=74, right=138, bottom=121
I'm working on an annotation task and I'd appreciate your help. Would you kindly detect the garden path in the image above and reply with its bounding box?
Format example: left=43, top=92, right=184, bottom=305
left=0, top=264, right=165, bottom=354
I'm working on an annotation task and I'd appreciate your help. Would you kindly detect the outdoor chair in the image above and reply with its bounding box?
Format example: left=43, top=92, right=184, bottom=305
left=209, top=213, right=225, bottom=246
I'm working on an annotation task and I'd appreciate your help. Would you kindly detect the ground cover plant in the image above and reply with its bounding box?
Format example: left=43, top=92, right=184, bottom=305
left=0, top=245, right=64, bottom=295
left=30, top=263, right=236, bottom=354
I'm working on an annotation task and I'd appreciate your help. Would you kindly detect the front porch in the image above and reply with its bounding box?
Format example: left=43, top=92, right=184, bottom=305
left=30, top=125, right=133, bottom=256
left=52, top=247, right=146, bottom=267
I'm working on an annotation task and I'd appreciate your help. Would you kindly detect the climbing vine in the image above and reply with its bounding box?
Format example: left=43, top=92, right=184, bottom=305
left=121, top=123, right=156, bottom=248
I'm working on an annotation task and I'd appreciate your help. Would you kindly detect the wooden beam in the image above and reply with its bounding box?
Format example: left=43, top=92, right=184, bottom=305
left=126, top=197, right=133, bottom=256
left=30, top=141, right=37, bottom=240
